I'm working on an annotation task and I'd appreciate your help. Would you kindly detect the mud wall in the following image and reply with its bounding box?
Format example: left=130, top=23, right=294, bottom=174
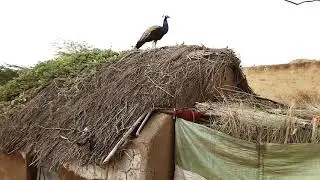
left=0, top=153, right=27, bottom=180
left=65, top=113, right=174, bottom=180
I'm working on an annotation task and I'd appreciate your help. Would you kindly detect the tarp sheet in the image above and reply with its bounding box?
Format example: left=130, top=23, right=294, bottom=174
left=175, top=118, right=320, bottom=180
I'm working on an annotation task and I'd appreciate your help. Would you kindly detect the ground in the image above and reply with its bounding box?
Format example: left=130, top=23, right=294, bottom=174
left=242, top=61, right=320, bottom=107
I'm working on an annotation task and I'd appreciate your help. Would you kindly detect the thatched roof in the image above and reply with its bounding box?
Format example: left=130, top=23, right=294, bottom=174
left=0, top=45, right=253, bottom=169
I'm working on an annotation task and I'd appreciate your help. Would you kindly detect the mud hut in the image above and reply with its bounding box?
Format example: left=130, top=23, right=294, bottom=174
left=0, top=45, right=254, bottom=179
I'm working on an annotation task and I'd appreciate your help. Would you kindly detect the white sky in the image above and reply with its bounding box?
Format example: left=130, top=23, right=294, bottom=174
left=0, top=0, right=319, bottom=67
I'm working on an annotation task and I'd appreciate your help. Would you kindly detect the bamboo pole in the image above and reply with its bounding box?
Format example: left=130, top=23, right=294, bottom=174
left=135, top=110, right=153, bottom=136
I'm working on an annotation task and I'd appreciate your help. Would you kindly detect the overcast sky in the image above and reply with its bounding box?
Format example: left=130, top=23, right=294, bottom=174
left=0, top=0, right=319, bottom=67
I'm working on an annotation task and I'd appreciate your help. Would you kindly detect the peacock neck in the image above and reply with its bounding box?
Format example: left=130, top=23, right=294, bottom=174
left=162, top=18, right=169, bottom=34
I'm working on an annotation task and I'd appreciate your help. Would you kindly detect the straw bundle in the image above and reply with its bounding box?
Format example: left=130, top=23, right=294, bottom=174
left=195, top=99, right=320, bottom=144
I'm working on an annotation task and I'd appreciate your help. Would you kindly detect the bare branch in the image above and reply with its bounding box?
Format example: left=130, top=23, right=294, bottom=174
left=284, top=0, right=320, bottom=5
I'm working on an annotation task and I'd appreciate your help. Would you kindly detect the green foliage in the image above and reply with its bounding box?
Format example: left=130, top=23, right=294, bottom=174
left=0, top=41, right=121, bottom=102
left=0, top=65, right=24, bottom=85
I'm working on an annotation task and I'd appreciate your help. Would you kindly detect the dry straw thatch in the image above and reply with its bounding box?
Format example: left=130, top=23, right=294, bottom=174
left=0, top=45, right=253, bottom=169
left=195, top=96, right=320, bottom=144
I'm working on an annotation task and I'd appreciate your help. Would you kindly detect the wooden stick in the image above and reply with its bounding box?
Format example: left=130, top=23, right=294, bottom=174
left=284, top=123, right=290, bottom=144
left=135, top=110, right=153, bottom=136
left=102, top=111, right=148, bottom=164
left=284, top=106, right=293, bottom=144
left=311, top=116, right=319, bottom=143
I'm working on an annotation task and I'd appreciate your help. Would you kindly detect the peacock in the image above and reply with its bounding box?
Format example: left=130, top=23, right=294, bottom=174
left=135, top=15, right=170, bottom=49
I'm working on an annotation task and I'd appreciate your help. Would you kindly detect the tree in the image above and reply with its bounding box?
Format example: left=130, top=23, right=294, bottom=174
left=284, top=0, right=320, bottom=5
left=51, top=40, right=93, bottom=56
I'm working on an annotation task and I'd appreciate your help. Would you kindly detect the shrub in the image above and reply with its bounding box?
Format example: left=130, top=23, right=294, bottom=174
left=0, top=41, right=121, bottom=102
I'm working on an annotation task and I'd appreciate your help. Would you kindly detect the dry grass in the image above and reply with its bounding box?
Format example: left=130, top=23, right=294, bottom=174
left=243, top=61, right=320, bottom=107
left=196, top=98, right=320, bottom=144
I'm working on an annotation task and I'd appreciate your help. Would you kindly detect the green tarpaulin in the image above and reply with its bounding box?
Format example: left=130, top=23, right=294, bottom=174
left=175, top=118, right=320, bottom=180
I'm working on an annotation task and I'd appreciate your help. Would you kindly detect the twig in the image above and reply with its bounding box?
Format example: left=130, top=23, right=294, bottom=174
left=59, top=135, right=72, bottom=143
left=145, top=75, right=174, bottom=98
left=37, top=125, right=74, bottom=131
left=284, top=0, right=320, bottom=5
left=102, top=111, right=148, bottom=164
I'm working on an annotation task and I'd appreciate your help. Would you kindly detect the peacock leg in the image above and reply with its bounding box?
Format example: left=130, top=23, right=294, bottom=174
left=154, top=41, right=158, bottom=49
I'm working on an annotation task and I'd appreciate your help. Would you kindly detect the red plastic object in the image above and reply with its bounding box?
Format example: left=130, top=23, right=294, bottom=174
left=175, top=109, right=205, bottom=122
left=312, top=116, right=320, bottom=123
